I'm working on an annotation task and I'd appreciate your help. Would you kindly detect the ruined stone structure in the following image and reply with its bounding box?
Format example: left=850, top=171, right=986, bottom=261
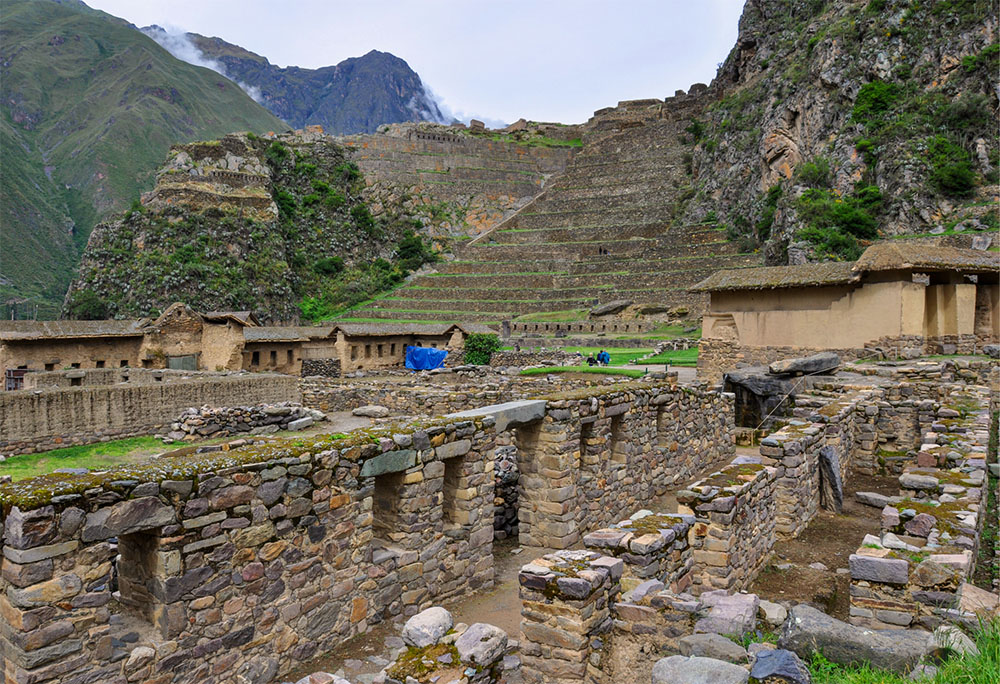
left=694, top=244, right=1000, bottom=381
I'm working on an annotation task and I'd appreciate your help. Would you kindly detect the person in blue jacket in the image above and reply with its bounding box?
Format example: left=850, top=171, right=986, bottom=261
left=598, top=350, right=610, bottom=365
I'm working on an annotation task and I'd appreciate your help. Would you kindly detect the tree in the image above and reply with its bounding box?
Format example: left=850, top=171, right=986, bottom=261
left=464, top=333, right=502, bottom=365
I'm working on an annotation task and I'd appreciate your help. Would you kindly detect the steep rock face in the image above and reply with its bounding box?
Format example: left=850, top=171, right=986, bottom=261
left=65, top=130, right=434, bottom=322
left=0, top=0, right=284, bottom=317
left=189, top=36, right=443, bottom=134
left=686, top=0, right=998, bottom=263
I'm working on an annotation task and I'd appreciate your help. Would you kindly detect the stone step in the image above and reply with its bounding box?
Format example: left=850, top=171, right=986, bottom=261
left=543, top=178, right=683, bottom=201
left=394, top=285, right=609, bottom=301
left=437, top=259, right=567, bottom=274
left=569, top=252, right=758, bottom=275
left=488, top=221, right=666, bottom=245
left=412, top=272, right=563, bottom=289
left=362, top=297, right=584, bottom=315
left=343, top=309, right=507, bottom=323
left=503, top=205, right=676, bottom=230
left=458, top=237, right=661, bottom=262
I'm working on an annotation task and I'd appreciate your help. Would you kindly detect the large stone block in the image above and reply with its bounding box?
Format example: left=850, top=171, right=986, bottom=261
left=82, top=497, right=176, bottom=541
left=360, top=449, right=417, bottom=477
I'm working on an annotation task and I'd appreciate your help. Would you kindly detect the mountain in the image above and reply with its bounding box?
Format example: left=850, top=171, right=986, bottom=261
left=65, top=131, right=436, bottom=322
left=0, top=0, right=285, bottom=318
left=180, top=33, right=445, bottom=134
left=683, top=0, right=998, bottom=263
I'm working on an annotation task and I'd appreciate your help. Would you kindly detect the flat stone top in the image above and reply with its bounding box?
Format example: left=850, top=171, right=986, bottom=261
left=446, top=400, right=546, bottom=431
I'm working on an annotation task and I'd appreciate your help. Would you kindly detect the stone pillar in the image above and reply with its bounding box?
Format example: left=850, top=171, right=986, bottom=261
left=519, top=550, right=622, bottom=684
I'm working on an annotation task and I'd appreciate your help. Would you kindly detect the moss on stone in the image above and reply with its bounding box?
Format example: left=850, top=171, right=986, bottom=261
left=386, top=643, right=460, bottom=680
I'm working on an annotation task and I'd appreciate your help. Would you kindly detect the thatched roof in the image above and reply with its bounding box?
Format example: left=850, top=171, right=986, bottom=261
left=692, top=243, right=999, bottom=293
left=852, top=243, right=999, bottom=273
left=690, top=263, right=857, bottom=292
left=0, top=320, right=149, bottom=341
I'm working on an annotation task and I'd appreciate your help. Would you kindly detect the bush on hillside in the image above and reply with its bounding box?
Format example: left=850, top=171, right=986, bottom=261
left=464, top=333, right=502, bottom=365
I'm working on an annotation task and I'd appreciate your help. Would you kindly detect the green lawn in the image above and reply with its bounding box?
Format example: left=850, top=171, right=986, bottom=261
left=520, top=366, right=647, bottom=378
left=0, top=437, right=166, bottom=481
left=559, top=347, right=654, bottom=365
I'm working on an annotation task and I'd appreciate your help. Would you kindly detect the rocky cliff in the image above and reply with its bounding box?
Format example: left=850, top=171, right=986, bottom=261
left=686, top=0, right=998, bottom=263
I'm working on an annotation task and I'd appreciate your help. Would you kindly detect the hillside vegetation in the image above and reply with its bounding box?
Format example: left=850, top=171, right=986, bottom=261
left=66, top=132, right=436, bottom=322
left=0, top=0, right=285, bottom=317
left=684, top=0, right=998, bottom=262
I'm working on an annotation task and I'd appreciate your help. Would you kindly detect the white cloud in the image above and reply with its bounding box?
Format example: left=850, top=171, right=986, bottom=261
left=140, top=25, right=266, bottom=104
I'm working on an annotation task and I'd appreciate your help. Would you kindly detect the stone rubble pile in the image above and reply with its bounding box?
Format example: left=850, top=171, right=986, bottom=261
left=162, top=402, right=325, bottom=441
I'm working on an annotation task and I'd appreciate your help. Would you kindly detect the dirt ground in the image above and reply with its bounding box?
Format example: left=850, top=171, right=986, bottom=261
left=749, top=471, right=899, bottom=620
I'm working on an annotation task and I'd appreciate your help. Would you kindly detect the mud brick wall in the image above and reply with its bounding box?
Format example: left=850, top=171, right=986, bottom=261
left=583, top=512, right=693, bottom=594
left=519, top=551, right=622, bottom=684
left=517, top=383, right=734, bottom=549
left=0, top=374, right=301, bottom=456
left=301, top=358, right=341, bottom=378
left=0, top=417, right=496, bottom=684
left=677, top=459, right=777, bottom=593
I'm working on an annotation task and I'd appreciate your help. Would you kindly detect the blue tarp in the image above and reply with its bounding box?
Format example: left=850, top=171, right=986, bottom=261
left=405, top=346, right=448, bottom=370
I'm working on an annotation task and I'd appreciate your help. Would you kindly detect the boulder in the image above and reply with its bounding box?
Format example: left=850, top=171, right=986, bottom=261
left=849, top=554, right=909, bottom=584
left=286, top=416, right=314, bottom=431
left=678, top=633, right=748, bottom=663
left=856, top=491, right=889, bottom=508
left=352, top=405, right=390, bottom=418
left=759, top=600, right=789, bottom=627
left=695, top=591, right=759, bottom=636
left=778, top=604, right=932, bottom=674
left=768, top=352, right=841, bottom=376
left=402, top=607, right=453, bottom=648
left=899, top=473, right=939, bottom=491
left=818, top=445, right=843, bottom=513
left=932, top=625, right=978, bottom=656
left=983, top=344, right=1000, bottom=359
left=455, top=622, right=507, bottom=667
left=749, top=649, right=811, bottom=684
left=590, top=300, right=632, bottom=316
left=651, top=655, right=749, bottom=684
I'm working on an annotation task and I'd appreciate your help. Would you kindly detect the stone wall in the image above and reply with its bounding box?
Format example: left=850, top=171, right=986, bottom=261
left=0, top=417, right=496, bottom=684
left=677, top=458, right=777, bottom=593
left=301, top=358, right=341, bottom=378
left=583, top=512, right=694, bottom=594
left=0, top=374, right=301, bottom=455
left=163, top=403, right=321, bottom=440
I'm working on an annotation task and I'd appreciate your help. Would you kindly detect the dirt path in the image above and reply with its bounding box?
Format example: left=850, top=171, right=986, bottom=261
left=749, top=471, right=898, bottom=620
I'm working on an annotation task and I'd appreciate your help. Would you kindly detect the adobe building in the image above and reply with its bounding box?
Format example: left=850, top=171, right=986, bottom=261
left=1, top=304, right=496, bottom=388
left=693, top=243, right=1000, bottom=380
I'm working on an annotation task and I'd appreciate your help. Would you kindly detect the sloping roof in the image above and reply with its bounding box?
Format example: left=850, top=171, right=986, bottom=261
left=690, top=262, right=857, bottom=292
left=203, top=310, right=260, bottom=327
left=243, top=327, right=310, bottom=343
left=453, top=322, right=497, bottom=334
left=852, top=243, right=1000, bottom=273
left=0, top=319, right=149, bottom=341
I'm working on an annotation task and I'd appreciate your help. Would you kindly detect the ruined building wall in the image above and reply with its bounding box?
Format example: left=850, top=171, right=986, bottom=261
left=0, top=375, right=301, bottom=455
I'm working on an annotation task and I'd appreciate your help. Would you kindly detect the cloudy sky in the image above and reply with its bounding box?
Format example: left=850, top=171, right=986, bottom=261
left=86, top=0, right=745, bottom=124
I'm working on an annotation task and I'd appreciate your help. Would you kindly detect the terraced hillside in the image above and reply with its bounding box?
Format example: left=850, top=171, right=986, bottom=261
left=349, top=112, right=758, bottom=324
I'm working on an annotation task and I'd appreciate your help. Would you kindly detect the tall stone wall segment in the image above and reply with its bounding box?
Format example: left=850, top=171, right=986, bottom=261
left=0, top=374, right=301, bottom=455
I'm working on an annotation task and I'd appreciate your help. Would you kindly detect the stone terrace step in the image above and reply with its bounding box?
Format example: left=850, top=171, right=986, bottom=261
left=412, top=272, right=563, bottom=289
left=394, top=286, right=609, bottom=301
left=569, top=252, right=759, bottom=275
left=372, top=297, right=593, bottom=314
left=347, top=309, right=508, bottom=323
left=459, top=238, right=661, bottom=262
left=438, top=259, right=567, bottom=274
left=488, top=221, right=665, bottom=245
left=528, top=191, right=685, bottom=215
left=503, top=205, right=675, bottom=230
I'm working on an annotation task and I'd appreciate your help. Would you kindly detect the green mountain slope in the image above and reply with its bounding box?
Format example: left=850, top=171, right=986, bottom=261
left=186, top=33, right=444, bottom=134
left=0, top=0, right=285, bottom=317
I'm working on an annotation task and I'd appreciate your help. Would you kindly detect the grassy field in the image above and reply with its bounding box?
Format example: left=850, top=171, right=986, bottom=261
left=559, top=347, right=654, bottom=365
left=520, top=366, right=647, bottom=378
left=0, top=437, right=166, bottom=481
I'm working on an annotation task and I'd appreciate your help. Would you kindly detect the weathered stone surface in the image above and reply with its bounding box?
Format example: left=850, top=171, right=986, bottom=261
left=695, top=592, right=759, bottom=636
left=446, top=399, right=546, bottom=432
left=677, top=633, right=748, bottom=663
left=286, top=416, right=314, bottom=431
left=779, top=604, right=932, bottom=674
left=899, top=473, right=939, bottom=491
left=818, top=445, right=843, bottom=513
left=849, top=554, right=909, bottom=584
left=435, top=439, right=471, bottom=460
left=8, top=574, right=82, bottom=608
left=2, top=540, right=78, bottom=564
left=651, top=655, right=749, bottom=684
left=455, top=622, right=507, bottom=667
left=360, top=449, right=416, bottom=477
left=352, top=405, right=389, bottom=418
left=3, top=506, right=57, bottom=549
left=933, top=625, right=978, bottom=657
left=759, top=599, right=788, bottom=627
left=749, top=649, right=810, bottom=684
left=768, top=352, right=840, bottom=376
left=904, top=513, right=936, bottom=538
left=402, top=607, right=453, bottom=648
left=911, top=560, right=958, bottom=588
left=82, top=497, right=176, bottom=541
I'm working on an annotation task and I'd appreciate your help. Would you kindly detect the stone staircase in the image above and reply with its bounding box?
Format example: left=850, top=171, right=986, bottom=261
left=347, top=119, right=759, bottom=325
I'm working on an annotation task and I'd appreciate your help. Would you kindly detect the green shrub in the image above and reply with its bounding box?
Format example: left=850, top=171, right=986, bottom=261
left=927, top=135, right=976, bottom=197
left=65, top=289, right=110, bottom=320
left=336, top=161, right=361, bottom=183
left=265, top=141, right=289, bottom=166
left=799, top=225, right=862, bottom=260
left=962, top=43, right=1000, bottom=74
left=395, top=231, right=436, bottom=272
left=314, top=256, right=344, bottom=276
left=301, top=193, right=320, bottom=206
left=855, top=138, right=876, bottom=165
left=324, top=191, right=346, bottom=209
left=796, top=157, right=832, bottom=187
left=464, top=333, right=502, bottom=365
left=852, top=81, right=901, bottom=127
left=274, top=189, right=297, bottom=218
left=350, top=204, right=376, bottom=233
left=756, top=184, right=783, bottom=241
left=685, top=118, right=707, bottom=143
